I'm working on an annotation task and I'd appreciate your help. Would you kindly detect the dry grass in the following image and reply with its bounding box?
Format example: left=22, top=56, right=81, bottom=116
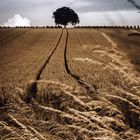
left=0, top=28, right=140, bottom=139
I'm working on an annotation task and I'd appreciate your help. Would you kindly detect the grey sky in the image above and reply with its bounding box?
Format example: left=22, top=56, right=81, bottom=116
left=0, top=0, right=140, bottom=26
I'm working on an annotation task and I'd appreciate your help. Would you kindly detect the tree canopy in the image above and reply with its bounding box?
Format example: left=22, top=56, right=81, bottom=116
left=53, top=7, right=80, bottom=27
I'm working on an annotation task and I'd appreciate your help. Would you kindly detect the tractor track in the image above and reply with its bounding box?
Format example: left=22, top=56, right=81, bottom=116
left=1, top=28, right=140, bottom=139
left=36, top=30, right=64, bottom=80
left=77, top=31, right=110, bottom=65
left=0, top=30, right=28, bottom=46
left=76, top=31, right=123, bottom=71
left=25, top=29, right=64, bottom=103
left=25, top=29, right=95, bottom=103
left=64, top=29, right=95, bottom=92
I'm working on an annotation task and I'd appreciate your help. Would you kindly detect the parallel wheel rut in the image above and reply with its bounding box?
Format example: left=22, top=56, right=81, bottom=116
left=0, top=31, right=28, bottom=45
left=64, top=29, right=95, bottom=93
left=24, top=30, right=64, bottom=103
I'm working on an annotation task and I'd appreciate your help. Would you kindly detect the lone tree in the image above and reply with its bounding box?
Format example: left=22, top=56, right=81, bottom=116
left=53, top=7, right=80, bottom=27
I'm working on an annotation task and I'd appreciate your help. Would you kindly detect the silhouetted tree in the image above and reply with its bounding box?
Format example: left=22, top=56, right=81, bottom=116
left=53, top=7, right=80, bottom=28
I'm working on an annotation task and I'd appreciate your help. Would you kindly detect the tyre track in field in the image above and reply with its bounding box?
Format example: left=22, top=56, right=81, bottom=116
left=36, top=30, right=63, bottom=80
left=64, top=29, right=95, bottom=92
left=25, top=29, right=64, bottom=103
left=75, top=30, right=140, bottom=131
left=0, top=30, right=28, bottom=46
left=0, top=29, right=15, bottom=41
left=76, top=31, right=123, bottom=68
left=77, top=31, right=110, bottom=65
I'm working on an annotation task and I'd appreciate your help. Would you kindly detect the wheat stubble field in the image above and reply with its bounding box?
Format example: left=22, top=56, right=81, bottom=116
left=0, top=27, right=140, bottom=140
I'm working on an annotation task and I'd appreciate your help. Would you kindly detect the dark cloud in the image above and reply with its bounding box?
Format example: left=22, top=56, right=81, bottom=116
left=0, top=0, right=140, bottom=26
left=127, top=0, right=140, bottom=10
left=72, top=0, right=140, bottom=12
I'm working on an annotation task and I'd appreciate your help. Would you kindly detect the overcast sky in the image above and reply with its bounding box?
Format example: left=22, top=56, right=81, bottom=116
left=0, top=0, right=140, bottom=26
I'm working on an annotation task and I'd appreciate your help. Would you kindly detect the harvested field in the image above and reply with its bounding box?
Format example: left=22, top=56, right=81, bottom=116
left=0, top=28, right=140, bottom=140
